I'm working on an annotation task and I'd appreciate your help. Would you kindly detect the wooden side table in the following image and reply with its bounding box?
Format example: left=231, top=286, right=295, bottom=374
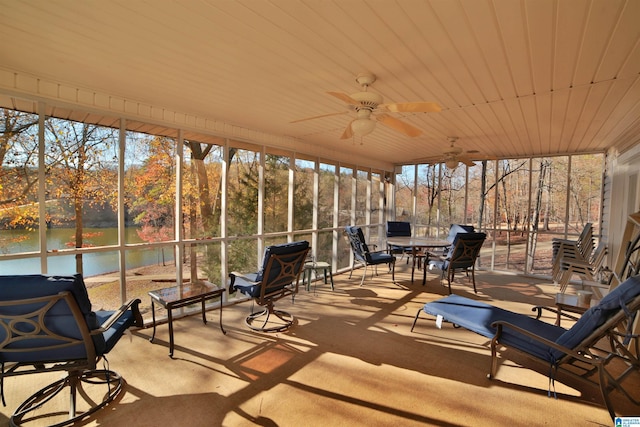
left=149, top=282, right=226, bottom=357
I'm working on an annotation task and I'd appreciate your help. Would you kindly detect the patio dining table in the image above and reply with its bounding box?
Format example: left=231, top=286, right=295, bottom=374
left=386, top=236, right=450, bottom=285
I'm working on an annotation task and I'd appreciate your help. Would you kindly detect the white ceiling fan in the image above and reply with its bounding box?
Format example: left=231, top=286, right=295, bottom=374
left=414, top=137, right=492, bottom=168
left=291, top=72, right=441, bottom=139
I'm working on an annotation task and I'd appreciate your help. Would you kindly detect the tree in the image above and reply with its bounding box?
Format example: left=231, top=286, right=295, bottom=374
left=527, top=158, right=550, bottom=272
left=125, top=136, right=176, bottom=267
left=183, top=140, right=225, bottom=283
left=0, top=109, right=39, bottom=232
left=45, top=119, right=117, bottom=274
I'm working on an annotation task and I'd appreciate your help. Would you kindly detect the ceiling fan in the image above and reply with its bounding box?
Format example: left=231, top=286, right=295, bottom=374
left=291, top=72, right=441, bottom=139
left=414, top=137, right=491, bottom=169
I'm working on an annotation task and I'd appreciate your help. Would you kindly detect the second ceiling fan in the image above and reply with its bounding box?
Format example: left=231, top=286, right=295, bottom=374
left=414, top=137, right=493, bottom=168
left=291, top=72, right=441, bottom=139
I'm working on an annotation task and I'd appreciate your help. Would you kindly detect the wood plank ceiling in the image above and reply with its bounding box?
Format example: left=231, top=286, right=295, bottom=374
left=1, top=0, right=639, bottom=169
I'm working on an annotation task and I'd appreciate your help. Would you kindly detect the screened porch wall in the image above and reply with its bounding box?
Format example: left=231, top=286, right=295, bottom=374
left=0, top=97, right=611, bottom=320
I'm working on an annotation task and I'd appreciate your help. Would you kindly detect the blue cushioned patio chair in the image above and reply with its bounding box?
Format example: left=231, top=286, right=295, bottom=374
left=345, top=226, right=395, bottom=286
left=229, top=241, right=310, bottom=332
left=0, top=274, right=142, bottom=426
left=386, top=221, right=412, bottom=260
left=411, top=274, right=640, bottom=420
left=428, top=231, right=486, bottom=294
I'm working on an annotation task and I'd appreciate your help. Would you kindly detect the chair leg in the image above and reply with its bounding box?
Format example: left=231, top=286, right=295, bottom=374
left=245, top=302, right=294, bottom=332
left=488, top=338, right=499, bottom=379
left=360, top=264, right=368, bottom=286
left=471, top=265, right=477, bottom=293
left=11, top=369, right=124, bottom=427
left=447, top=268, right=453, bottom=294
left=410, top=308, right=422, bottom=332
left=391, top=261, right=395, bottom=282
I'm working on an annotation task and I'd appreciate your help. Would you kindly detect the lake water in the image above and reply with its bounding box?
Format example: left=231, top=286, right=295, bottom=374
left=0, top=228, right=174, bottom=277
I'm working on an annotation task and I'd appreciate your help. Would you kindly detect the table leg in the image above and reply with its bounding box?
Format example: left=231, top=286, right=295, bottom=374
left=167, top=305, right=174, bottom=358
left=201, top=297, right=208, bottom=325
left=411, top=247, right=417, bottom=282
left=422, top=252, right=429, bottom=285
left=149, top=298, right=157, bottom=343
left=219, top=301, right=226, bottom=335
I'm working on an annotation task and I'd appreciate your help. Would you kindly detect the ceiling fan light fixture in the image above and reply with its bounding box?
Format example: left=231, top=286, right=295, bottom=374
left=445, top=159, right=459, bottom=169
left=351, top=117, right=376, bottom=137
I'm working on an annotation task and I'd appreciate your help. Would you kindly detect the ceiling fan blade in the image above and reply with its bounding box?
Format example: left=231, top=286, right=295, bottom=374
left=290, top=111, right=349, bottom=123
left=340, top=121, right=354, bottom=139
left=327, top=91, right=359, bottom=105
left=464, top=154, right=497, bottom=163
left=459, top=156, right=477, bottom=167
left=376, top=114, right=422, bottom=137
left=382, top=102, right=441, bottom=113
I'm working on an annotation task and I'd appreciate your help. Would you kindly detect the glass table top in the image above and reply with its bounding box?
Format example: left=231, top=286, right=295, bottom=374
left=149, top=282, right=223, bottom=305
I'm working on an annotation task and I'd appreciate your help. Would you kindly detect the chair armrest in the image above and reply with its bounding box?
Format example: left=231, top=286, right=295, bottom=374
left=93, top=298, right=143, bottom=333
left=531, top=305, right=581, bottom=322
left=365, top=249, right=390, bottom=256
left=426, top=251, right=447, bottom=260
left=491, top=320, right=600, bottom=365
left=228, top=271, right=260, bottom=285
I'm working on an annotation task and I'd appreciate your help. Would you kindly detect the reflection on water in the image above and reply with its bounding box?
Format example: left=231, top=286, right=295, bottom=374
left=0, top=228, right=174, bottom=277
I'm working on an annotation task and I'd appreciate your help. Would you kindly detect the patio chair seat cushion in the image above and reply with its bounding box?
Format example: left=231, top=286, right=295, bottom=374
left=95, top=310, right=137, bottom=354
left=423, top=275, right=640, bottom=362
left=422, top=295, right=567, bottom=361
left=552, top=275, right=640, bottom=359
left=368, top=251, right=395, bottom=265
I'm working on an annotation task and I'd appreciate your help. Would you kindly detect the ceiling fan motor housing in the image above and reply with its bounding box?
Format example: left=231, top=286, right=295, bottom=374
left=350, top=91, right=383, bottom=111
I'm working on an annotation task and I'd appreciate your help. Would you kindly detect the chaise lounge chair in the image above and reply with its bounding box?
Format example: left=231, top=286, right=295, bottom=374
left=411, top=274, right=640, bottom=419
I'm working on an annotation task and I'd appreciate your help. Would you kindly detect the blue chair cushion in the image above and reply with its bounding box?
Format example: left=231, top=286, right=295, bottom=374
left=423, top=275, right=640, bottom=363
left=552, top=274, right=640, bottom=359
left=95, top=310, right=137, bottom=354
left=423, top=295, right=567, bottom=362
left=0, top=274, right=94, bottom=317
left=231, top=272, right=261, bottom=298
left=241, top=241, right=310, bottom=298
left=387, top=221, right=411, bottom=237
left=447, top=224, right=474, bottom=243
left=255, top=241, right=310, bottom=281
left=368, top=251, right=394, bottom=265
left=0, top=274, right=134, bottom=361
